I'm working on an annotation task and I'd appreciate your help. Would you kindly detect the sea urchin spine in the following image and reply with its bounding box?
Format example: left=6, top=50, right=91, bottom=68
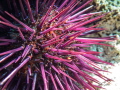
left=0, top=0, right=117, bottom=90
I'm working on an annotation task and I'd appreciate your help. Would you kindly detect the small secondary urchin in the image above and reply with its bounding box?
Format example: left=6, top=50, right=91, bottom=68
left=0, top=0, right=116, bottom=90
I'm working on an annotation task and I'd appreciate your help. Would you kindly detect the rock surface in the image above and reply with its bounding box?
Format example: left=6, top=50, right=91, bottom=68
left=92, top=0, right=120, bottom=90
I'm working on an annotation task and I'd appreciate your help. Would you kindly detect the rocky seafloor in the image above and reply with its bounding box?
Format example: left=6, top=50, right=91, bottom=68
left=91, top=0, right=120, bottom=90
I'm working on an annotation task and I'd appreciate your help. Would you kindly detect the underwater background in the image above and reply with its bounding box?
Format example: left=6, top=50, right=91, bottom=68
left=92, top=0, right=120, bottom=90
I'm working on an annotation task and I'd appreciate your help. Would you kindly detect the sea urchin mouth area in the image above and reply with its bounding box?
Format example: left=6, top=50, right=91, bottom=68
left=0, top=0, right=117, bottom=90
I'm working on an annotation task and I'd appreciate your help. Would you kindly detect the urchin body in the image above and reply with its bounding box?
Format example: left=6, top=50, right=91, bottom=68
left=0, top=0, right=116, bottom=90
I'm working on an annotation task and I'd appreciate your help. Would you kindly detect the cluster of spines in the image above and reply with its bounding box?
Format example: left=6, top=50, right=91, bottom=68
left=0, top=0, right=117, bottom=90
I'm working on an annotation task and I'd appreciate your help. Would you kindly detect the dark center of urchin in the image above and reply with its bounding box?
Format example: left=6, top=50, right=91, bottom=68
left=10, top=4, right=67, bottom=73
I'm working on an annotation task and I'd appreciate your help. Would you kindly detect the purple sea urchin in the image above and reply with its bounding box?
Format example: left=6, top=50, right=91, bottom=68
left=0, top=0, right=117, bottom=90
